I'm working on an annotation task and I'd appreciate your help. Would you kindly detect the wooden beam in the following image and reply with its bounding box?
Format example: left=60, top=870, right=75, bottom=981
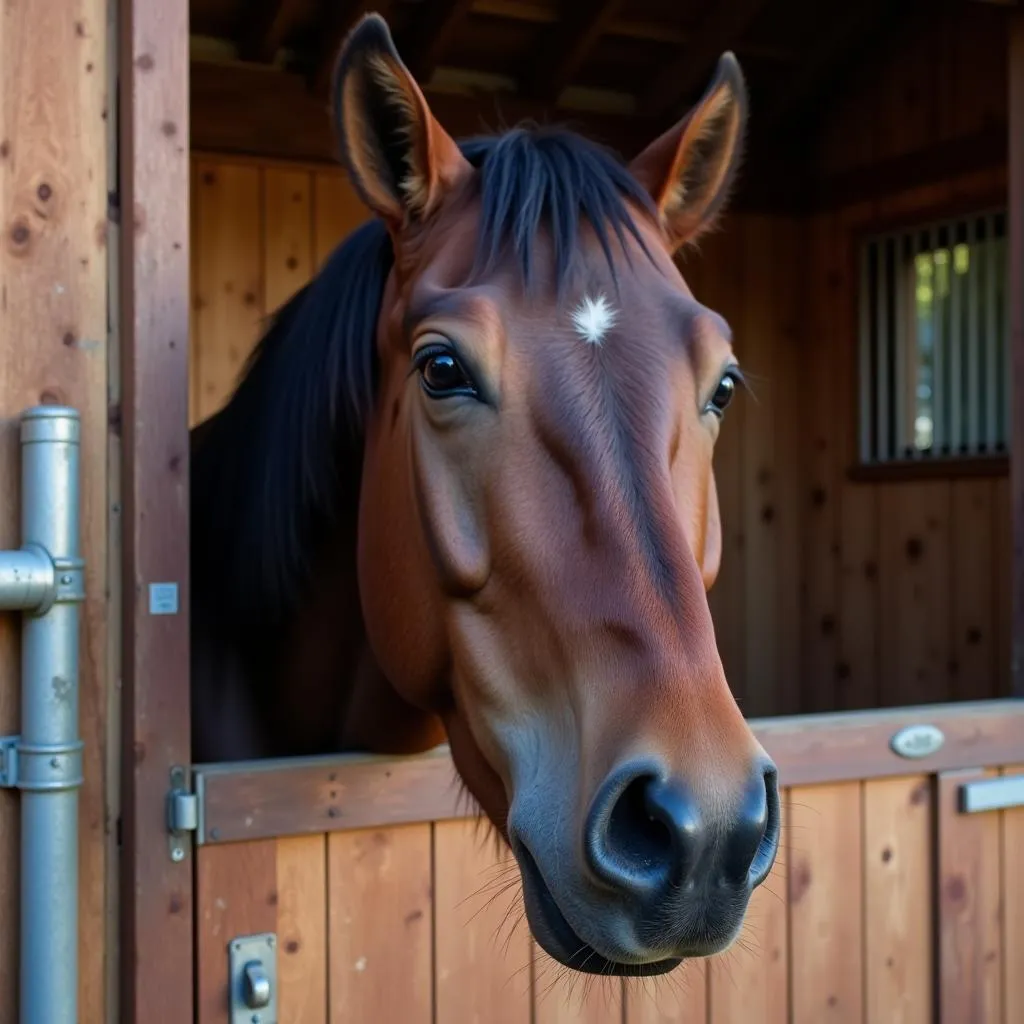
left=119, top=0, right=194, bottom=1022
left=1010, top=7, right=1024, bottom=696
left=759, top=0, right=892, bottom=135
left=309, top=0, right=393, bottom=97
left=523, top=0, right=625, bottom=103
left=639, top=0, right=768, bottom=121
left=397, top=0, right=476, bottom=83
left=238, top=0, right=304, bottom=64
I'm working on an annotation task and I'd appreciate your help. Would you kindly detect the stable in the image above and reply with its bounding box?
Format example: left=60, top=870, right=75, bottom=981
left=0, top=0, right=1022, bottom=1022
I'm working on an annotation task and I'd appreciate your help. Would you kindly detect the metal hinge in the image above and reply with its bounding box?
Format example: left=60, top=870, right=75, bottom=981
left=166, top=765, right=198, bottom=862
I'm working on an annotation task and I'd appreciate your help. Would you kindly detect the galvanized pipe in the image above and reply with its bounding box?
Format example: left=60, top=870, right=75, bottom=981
left=0, top=406, right=83, bottom=1024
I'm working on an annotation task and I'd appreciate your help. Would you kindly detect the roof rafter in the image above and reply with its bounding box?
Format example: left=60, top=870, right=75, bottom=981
left=397, top=0, right=476, bottom=83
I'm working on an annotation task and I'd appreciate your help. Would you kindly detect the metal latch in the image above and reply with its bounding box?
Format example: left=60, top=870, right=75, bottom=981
left=959, top=774, right=1024, bottom=814
left=166, top=765, right=197, bottom=862
left=229, top=933, right=277, bottom=1024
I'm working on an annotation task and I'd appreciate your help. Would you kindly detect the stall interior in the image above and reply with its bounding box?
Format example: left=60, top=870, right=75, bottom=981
left=186, top=0, right=1014, bottom=736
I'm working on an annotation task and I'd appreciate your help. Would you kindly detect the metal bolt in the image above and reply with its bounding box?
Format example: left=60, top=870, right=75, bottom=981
left=170, top=846, right=184, bottom=863
left=251, top=1016, right=261, bottom=1024
left=50, top=757, right=60, bottom=768
left=61, top=574, right=72, bottom=585
left=267, top=936, right=274, bottom=947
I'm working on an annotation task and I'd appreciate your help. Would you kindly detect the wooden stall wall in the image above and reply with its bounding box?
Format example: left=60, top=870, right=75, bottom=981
left=800, top=0, right=1013, bottom=715
left=0, top=0, right=112, bottom=1020
left=193, top=761, right=1024, bottom=1024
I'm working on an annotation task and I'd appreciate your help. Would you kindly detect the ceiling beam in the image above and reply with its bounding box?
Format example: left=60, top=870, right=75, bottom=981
left=523, top=0, right=625, bottom=103
left=238, top=0, right=304, bottom=64
left=639, top=0, right=769, bottom=122
left=397, top=0, right=476, bottom=82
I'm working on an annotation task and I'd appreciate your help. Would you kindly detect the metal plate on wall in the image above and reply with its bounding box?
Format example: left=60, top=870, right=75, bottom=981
left=229, top=932, right=277, bottom=1024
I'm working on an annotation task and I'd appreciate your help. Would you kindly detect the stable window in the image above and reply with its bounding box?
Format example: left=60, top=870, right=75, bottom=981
left=857, top=209, right=1009, bottom=465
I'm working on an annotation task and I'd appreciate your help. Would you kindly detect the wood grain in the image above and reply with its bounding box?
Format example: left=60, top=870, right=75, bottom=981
left=787, top=781, right=864, bottom=1024
left=328, top=824, right=432, bottom=1023
left=1001, top=763, right=1024, bottom=1024
left=936, top=768, right=1003, bottom=1024
left=863, top=775, right=933, bottom=1024
left=196, top=840, right=279, bottom=1024
left=264, top=167, right=313, bottom=311
left=192, top=160, right=263, bottom=422
left=434, top=819, right=532, bottom=1024
left=313, top=171, right=371, bottom=269
left=277, top=835, right=328, bottom=1024
left=118, top=0, right=193, bottom=1021
left=0, top=0, right=111, bottom=1018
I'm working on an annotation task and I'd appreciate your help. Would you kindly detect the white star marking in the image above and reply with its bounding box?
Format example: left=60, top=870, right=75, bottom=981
left=571, top=293, right=618, bottom=346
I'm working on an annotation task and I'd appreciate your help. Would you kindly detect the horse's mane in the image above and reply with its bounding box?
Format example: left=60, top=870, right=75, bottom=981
left=191, top=127, right=659, bottom=632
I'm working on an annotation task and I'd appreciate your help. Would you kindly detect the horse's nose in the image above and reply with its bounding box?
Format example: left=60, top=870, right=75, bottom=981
left=583, top=759, right=780, bottom=898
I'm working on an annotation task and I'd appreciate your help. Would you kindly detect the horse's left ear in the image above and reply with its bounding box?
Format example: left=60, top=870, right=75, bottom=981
left=628, top=53, right=747, bottom=251
left=330, top=14, right=472, bottom=231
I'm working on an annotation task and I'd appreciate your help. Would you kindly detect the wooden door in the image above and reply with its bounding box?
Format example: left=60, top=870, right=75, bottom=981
left=188, top=701, right=1024, bottom=1024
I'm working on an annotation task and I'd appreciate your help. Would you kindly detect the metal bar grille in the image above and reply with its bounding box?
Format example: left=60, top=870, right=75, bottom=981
left=858, top=207, right=1010, bottom=464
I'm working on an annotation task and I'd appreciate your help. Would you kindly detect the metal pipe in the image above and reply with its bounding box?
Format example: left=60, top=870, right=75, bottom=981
left=0, top=406, right=83, bottom=1024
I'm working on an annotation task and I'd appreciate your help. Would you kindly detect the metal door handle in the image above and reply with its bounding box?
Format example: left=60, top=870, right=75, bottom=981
left=959, top=774, right=1024, bottom=813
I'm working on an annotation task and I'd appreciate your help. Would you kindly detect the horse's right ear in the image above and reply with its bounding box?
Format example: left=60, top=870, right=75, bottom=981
left=330, top=14, right=472, bottom=231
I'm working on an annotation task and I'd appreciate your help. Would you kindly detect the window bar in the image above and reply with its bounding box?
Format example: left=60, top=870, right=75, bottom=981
left=966, top=216, right=981, bottom=453
left=985, top=213, right=998, bottom=449
left=893, top=233, right=907, bottom=457
left=859, top=241, right=873, bottom=462
left=931, top=225, right=945, bottom=457
left=949, top=219, right=964, bottom=454
left=875, top=237, right=891, bottom=461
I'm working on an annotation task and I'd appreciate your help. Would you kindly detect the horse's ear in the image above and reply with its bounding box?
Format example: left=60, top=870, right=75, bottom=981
left=330, top=14, right=472, bottom=229
left=628, top=53, right=747, bottom=251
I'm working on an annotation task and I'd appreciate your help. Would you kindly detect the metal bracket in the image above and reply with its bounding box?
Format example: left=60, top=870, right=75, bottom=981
left=228, top=933, right=278, bottom=1024
left=166, top=765, right=197, bottom=863
left=0, top=735, right=84, bottom=792
left=959, top=774, right=1024, bottom=813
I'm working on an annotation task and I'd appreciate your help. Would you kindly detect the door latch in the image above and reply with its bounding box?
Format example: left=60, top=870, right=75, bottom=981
left=229, top=933, right=277, bottom=1024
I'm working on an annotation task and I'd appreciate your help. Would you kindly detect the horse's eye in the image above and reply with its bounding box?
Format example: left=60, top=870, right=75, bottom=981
left=707, top=373, right=737, bottom=417
left=417, top=347, right=477, bottom=398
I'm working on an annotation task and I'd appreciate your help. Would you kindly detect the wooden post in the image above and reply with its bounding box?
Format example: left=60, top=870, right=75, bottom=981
left=118, top=0, right=194, bottom=1019
left=1011, top=7, right=1024, bottom=697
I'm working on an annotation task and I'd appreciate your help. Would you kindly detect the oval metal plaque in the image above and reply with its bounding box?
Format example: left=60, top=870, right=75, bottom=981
left=890, top=723, right=945, bottom=760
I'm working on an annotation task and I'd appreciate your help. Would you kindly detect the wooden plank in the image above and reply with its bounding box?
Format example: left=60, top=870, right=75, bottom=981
left=434, top=818, right=532, bottom=1023
left=801, top=212, right=842, bottom=713
left=877, top=480, right=954, bottom=707
left=196, top=840, right=279, bottom=1024
left=196, top=746, right=465, bottom=843
left=1, top=0, right=111, bottom=1019
left=788, top=781, right=863, bottom=1023
left=863, top=775, right=933, bottom=1024
left=951, top=481, right=997, bottom=701
left=739, top=215, right=780, bottom=719
left=708, top=844, right=788, bottom=1024
left=533, top=946, right=622, bottom=1023
left=312, top=171, right=370, bottom=269
left=264, top=167, right=313, bottom=312
left=118, top=0, right=193, bottom=1020
left=192, top=159, right=263, bottom=423
left=936, top=768, right=1003, bottom=1024
left=1010, top=7, right=1024, bottom=698
left=327, top=824, right=432, bottom=1023
left=195, top=701, right=1024, bottom=842
left=624, top=962, right=706, bottom=1024
left=1002, top=763, right=1024, bottom=1024
left=994, top=476, right=1012, bottom=697
left=277, top=835, right=328, bottom=1024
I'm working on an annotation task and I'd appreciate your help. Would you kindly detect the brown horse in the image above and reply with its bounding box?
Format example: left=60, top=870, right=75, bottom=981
left=189, top=12, right=779, bottom=978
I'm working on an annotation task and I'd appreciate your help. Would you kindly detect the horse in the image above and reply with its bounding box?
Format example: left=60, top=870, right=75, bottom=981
left=189, top=12, right=780, bottom=978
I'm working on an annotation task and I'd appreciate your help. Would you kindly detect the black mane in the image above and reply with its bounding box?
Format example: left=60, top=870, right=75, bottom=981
left=191, top=127, right=658, bottom=631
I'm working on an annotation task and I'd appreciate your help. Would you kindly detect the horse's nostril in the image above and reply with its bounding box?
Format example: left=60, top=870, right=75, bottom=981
left=748, top=764, right=781, bottom=887
left=607, top=775, right=675, bottom=874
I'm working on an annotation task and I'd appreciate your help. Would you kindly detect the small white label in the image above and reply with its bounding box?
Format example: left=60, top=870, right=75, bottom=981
left=149, top=582, right=179, bottom=615
left=890, top=723, right=945, bottom=760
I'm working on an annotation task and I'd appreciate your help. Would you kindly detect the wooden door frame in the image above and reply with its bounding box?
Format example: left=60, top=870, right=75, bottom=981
left=118, top=0, right=194, bottom=1020
left=118, top=4, right=1024, bottom=1021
